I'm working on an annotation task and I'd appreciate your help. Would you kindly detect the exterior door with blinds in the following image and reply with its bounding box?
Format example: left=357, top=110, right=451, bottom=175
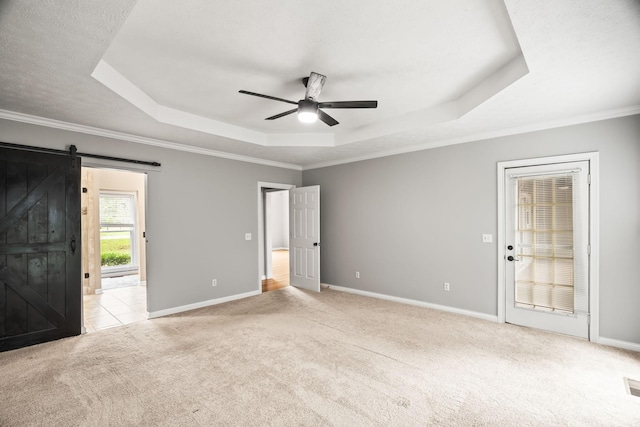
left=505, top=161, right=590, bottom=338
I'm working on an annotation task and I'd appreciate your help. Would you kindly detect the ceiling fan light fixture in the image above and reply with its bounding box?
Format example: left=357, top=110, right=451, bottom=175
left=298, top=99, right=318, bottom=123
left=298, top=111, right=318, bottom=123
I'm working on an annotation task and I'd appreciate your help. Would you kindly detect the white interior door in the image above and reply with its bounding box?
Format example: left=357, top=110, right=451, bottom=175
left=289, top=185, right=320, bottom=292
left=505, top=161, right=590, bottom=338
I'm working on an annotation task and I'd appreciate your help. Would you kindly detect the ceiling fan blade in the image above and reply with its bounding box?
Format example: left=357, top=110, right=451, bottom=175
left=318, top=100, right=378, bottom=109
left=304, top=72, right=326, bottom=101
left=265, top=108, right=298, bottom=120
left=239, top=90, right=297, bottom=105
left=318, top=109, right=339, bottom=127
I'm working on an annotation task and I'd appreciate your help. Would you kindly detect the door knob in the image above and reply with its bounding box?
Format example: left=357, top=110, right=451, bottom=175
left=313, top=242, right=320, bottom=247
left=507, top=255, right=520, bottom=262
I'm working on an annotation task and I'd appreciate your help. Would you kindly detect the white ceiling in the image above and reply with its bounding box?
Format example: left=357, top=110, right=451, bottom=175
left=0, top=0, right=639, bottom=169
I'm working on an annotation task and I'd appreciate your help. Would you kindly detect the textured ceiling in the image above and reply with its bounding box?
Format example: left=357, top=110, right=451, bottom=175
left=0, top=0, right=639, bottom=169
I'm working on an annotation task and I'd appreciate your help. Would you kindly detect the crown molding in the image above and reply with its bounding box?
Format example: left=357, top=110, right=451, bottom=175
left=301, top=105, right=640, bottom=170
left=2, top=105, right=638, bottom=173
left=0, top=109, right=302, bottom=171
left=92, top=52, right=528, bottom=150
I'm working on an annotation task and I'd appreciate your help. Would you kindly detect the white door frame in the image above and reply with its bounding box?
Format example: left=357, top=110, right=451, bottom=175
left=257, top=181, right=296, bottom=293
left=497, top=152, right=600, bottom=342
left=81, top=165, right=149, bottom=334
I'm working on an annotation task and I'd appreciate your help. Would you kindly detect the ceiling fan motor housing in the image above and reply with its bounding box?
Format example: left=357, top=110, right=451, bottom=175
left=298, top=99, right=318, bottom=113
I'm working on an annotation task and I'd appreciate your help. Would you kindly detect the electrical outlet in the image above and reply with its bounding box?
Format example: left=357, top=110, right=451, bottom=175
left=245, top=233, right=252, bottom=241
left=482, top=234, right=493, bottom=243
left=355, top=271, right=360, bottom=279
left=212, top=279, right=217, bottom=287
left=444, top=282, right=450, bottom=291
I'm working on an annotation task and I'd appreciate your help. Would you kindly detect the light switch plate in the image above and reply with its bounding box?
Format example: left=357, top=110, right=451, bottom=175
left=482, top=234, right=493, bottom=243
left=245, top=233, right=252, bottom=241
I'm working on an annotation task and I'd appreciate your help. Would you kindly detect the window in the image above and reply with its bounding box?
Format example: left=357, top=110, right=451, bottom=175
left=514, top=174, right=579, bottom=314
left=99, top=192, right=137, bottom=275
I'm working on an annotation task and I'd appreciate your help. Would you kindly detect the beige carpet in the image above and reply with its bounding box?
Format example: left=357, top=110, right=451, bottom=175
left=1, top=286, right=639, bottom=426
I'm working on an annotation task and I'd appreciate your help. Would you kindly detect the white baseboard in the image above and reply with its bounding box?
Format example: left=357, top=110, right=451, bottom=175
left=148, top=290, right=260, bottom=319
left=598, top=337, right=640, bottom=353
left=325, top=284, right=498, bottom=323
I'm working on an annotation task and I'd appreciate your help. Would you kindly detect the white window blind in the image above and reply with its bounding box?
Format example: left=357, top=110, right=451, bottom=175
left=509, top=170, right=588, bottom=315
left=99, top=194, right=135, bottom=227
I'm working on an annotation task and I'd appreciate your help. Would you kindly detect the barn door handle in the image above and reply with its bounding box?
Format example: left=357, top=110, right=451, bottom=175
left=70, top=235, right=77, bottom=255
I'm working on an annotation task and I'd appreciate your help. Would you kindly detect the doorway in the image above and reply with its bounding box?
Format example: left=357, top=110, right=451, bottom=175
left=497, top=153, right=599, bottom=341
left=81, top=168, right=148, bottom=332
left=257, top=182, right=322, bottom=294
left=262, top=189, right=290, bottom=292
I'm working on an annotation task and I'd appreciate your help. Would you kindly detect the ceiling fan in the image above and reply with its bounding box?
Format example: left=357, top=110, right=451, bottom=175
left=239, top=72, right=377, bottom=126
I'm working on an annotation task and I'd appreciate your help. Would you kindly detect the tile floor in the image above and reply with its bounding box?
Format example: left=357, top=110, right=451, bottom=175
left=83, top=283, right=148, bottom=333
left=102, top=274, right=141, bottom=290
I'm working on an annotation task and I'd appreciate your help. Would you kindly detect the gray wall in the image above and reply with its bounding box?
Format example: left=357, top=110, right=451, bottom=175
left=2, top=115, right=638, bottom=344
left=303, top=114, right=640, bottom=345
left=0, top=119, right=302, bottom=313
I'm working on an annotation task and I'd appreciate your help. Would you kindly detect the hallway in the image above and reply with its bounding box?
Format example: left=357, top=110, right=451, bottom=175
left=262, top=249, right=289, bottom=292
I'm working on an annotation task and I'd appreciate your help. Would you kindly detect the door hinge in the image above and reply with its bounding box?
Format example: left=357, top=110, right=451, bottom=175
left=587, top=245, right=591, bottom=256
left=587, top=174, right=591, bottom=185
left=587, top=314, right=591, bottom=325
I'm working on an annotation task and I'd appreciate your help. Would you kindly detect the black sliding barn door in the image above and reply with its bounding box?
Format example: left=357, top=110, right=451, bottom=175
left=0, top=147, right=81, bottom=352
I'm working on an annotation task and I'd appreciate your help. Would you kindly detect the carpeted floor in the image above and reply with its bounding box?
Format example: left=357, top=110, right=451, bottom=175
left=1, top=286, right=639, bottom=426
